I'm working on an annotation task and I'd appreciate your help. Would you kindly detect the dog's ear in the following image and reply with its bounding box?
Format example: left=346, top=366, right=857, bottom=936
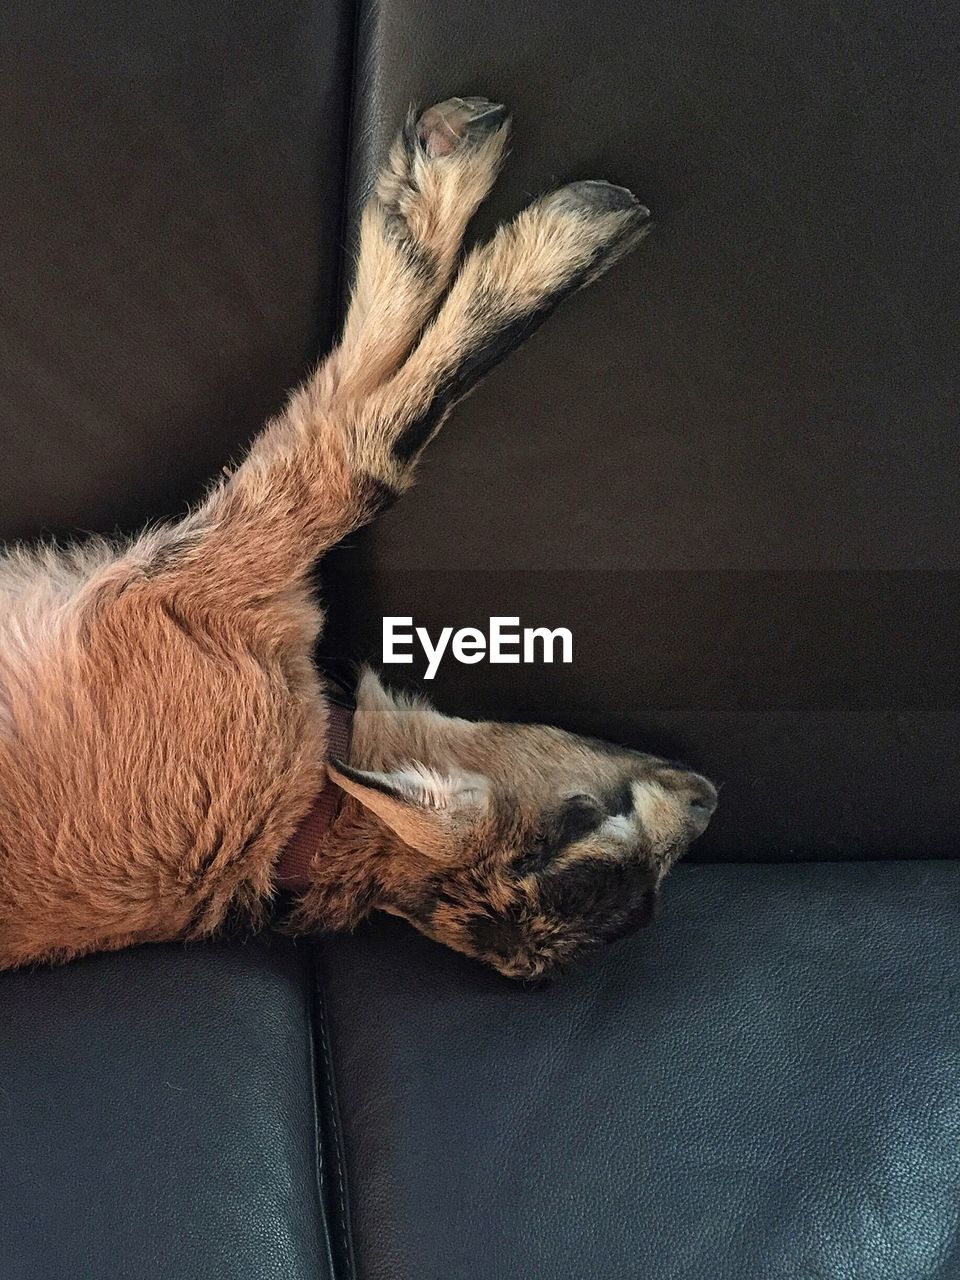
left=327, top=759, right=489, bottom=858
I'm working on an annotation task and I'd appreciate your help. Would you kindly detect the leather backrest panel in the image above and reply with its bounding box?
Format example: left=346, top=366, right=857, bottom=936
left=321, top=0, right=960, bottom=861
left=0, top=0, right=353, bottom=542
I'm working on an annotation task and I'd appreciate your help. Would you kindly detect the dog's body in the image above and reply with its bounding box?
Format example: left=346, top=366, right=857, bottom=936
left=0, top=100, right=715, bottom=979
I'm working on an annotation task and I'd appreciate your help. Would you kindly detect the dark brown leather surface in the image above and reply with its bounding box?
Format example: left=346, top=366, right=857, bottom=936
left=0, top=0, right=353, bottom=543
left=322, top=0, right=960, bottom=862
left=276, top=700, right=354, bottom=891
left=337, top=0, right=960, bottom=572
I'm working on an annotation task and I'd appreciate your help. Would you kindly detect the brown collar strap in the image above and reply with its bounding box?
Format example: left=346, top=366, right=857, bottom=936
left=275, top=700, right=354, bottom=893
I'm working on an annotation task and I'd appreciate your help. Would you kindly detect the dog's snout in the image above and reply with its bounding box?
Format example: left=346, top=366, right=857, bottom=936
left=655, top=766, right=718, bottom=833
left=687, top=775, right=718, bottom=814
left=683, top=774, right=718, bottom=834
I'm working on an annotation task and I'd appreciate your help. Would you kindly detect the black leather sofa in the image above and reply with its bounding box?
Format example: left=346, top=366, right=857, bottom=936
left=2, top=2, right=959, bottom=1277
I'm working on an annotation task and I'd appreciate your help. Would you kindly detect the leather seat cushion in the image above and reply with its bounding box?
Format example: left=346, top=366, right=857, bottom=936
left=319, top=860, right=960, bottom=1280
left=0, top=939, right=333, bottom=1280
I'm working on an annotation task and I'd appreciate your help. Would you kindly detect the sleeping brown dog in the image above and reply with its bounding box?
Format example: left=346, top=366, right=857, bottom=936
left=0, top=98, right=716, bottom=979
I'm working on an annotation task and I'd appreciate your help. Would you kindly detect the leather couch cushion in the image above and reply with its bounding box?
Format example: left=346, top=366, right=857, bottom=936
left=0, top=939, right=332, bottom=1280
left=0, top=0, right=352, bottom=544
left=320, top=861, right=960, bottom=1280
left=322, top=0, right=960, bottom=862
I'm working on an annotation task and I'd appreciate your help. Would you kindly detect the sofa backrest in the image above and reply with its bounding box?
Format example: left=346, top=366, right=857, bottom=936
left=3, top=0, right=958, bottom=862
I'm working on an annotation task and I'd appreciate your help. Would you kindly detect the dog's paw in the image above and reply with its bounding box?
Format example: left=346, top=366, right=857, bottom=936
left=375, top=96, right=511, bottom=272
left=544, top=178, right=649, bottom=222
left=536, top=179, right=652, bottom=284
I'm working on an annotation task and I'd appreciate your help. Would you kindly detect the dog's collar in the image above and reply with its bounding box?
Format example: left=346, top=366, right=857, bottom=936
left=275, top=696, right=355, bottom=893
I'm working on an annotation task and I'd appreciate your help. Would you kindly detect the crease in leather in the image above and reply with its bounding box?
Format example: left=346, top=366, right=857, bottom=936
left=332, top=0, right=375, bottom=314
left=313, top=951, right=360, bottom=1280
left=306, top=948, right=341, bottom=1280
left=304, top=3, right=369, bottom=1273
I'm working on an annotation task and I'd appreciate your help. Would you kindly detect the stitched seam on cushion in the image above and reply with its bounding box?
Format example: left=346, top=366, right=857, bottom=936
left=318, top=990, right=351, bottom=1271
left=304, top=942, right=339, bottom=1280
left=314, top=948, right=358, bottom=1280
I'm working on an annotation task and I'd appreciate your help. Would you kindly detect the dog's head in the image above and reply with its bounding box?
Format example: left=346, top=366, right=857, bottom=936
left=325, top=672, right=716, bottom=980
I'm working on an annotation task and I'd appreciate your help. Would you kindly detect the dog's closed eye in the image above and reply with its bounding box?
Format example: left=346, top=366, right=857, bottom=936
left=512, top=793, right=605, bottom=877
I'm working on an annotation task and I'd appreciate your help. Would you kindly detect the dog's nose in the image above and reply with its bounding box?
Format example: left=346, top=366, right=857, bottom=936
left=651, top=764, right=719, bottom=835
left=683, top=774, right=718, bottom=833
left=687, top=774, right=718, bottom=813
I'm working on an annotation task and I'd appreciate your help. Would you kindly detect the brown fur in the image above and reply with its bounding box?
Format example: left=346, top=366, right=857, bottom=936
left=0, top=99, right=713, bottom=978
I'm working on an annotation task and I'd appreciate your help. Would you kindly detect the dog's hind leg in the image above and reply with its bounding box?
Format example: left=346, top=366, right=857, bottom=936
left=137, top=111, right=647, bottom=611
left=341, top=179, right=651, bottom=496
left=331, top=97, right=511, bottom=399
left=136, top=99, right=510, bottom=607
